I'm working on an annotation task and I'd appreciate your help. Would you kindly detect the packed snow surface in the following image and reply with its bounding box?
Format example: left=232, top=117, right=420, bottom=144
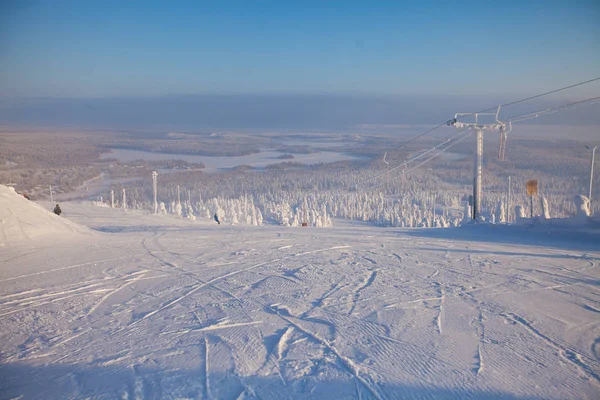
left=1, top=192, right=599, bottom=399
left=0, top=185, right=91, bottom=246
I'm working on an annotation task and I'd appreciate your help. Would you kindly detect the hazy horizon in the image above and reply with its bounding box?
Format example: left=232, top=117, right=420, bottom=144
left=1, top=92, right=599, bottom=132
left=1, top=1, right=598, bottom=132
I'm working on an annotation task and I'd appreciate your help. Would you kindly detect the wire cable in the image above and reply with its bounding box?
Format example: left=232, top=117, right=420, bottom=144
left=343, top=120, right=450, bottom=184
left=506, top=95, right=600, bottom=124
left=355, top=91, right=599, bottom=192
left=461, top=77, right=600, bottom=118
left=353, top=128, right=470, bottom=188
left=349, top=77, right=600, bottom=191
left=498, top=77, right=600, bottom=109
left=388, top=77, right=600, bottom=152
left=364, top=130, right=474, bottom=192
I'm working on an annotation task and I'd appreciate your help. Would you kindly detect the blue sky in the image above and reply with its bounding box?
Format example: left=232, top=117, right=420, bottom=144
left=0, top=0, right=599, bottom=98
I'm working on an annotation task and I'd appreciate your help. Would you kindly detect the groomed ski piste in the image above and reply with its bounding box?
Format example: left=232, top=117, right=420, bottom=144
left=1, top=184, right=599, bottom=399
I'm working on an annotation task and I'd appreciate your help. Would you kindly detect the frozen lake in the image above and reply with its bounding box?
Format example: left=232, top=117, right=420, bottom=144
left=101, top=148, right=361, bottom=170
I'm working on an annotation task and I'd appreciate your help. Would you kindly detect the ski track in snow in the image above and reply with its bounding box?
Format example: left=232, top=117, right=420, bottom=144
left=474, top=309, right=486, bottom=376
left=348, top=269, right=378, bottom=316
left=277, top=326, right=294, bottom=361
left=0, top=253, right=145, bottom=283
left=204, top=335, right=211, bottom=400
left=501, top=311, right=600, bottom=383
left=130, top=245, right=352, bottom=327
left=165, top=320, right=264, bottom=335
left=268, top=305, right=384, bottom=400
left=436, top=285, right=444, bottom=335
left=1, top=197, right=600, bottom=399
left=86, top=271, right=152, bottom=316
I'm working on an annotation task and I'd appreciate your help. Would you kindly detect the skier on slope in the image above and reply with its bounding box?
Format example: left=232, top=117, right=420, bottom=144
left=53, top=204, right=62, bottom=215
left=214, top=213, right=220, bottom=225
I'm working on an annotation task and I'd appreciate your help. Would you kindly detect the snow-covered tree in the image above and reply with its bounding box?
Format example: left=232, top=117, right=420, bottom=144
left=159, top=202, right=167, bottom=215
left=495, top=200, right=506, bottom=224
left=540, top=197, right=550, bottom=220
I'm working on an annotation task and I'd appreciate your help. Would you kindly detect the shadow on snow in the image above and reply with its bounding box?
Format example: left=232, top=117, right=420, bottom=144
left=0, top=361, right=544, bottom=400
left=402, top=223, right=600, bottom=253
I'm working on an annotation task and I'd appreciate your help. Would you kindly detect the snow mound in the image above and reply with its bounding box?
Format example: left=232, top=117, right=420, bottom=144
left=0, top=185, right=91, bottom=246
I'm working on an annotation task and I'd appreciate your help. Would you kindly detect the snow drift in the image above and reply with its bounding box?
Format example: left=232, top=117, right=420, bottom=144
left=0, top=185, right=90, bottom=245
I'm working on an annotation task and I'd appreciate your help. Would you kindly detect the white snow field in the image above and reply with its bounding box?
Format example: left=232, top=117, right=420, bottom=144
left=0, top=186, right=91, bottom=246
left=1, top=186, right=599, bottom=399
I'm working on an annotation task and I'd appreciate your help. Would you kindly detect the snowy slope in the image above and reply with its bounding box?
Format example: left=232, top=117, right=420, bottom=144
left=0, top=200, right=599, bottom=399
left=0, top=185, right=92, bottom=246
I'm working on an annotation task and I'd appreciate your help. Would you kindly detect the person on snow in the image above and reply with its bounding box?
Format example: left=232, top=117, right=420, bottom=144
left=53, top=204, right=62, bottom=215
left=214, top=213, right=220, bottom=225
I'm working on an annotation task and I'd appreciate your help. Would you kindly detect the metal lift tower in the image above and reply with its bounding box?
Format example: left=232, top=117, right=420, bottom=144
left=152, top=171, right=158, bottom=214
left=449, top=107, right=505, bottom=220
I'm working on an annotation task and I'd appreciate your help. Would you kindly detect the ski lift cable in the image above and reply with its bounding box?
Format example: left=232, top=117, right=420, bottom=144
left=507, top=96, right=600, bottom=124
left=357, top=91, right=597, bottom=193
left=466, top=77, right=600, bottom=118
left=397, top=131, right=473, bottom=178
left=344, top=120, right=450, bottom=181
left=381, top=78, right=599, bottom=155
left=347, top=77, right=600, bottom=190
left=362, top=130, right=469, bottom=185
left=364, top=95, right=599, bottom=191
left=494, top=96, right=599, bottom=161
left=364, top=131, right=474, bottom=192
left=362, top=131, right=474, bottom=192
left=504, top=96, right=600, bottom=125
left=351, top=128, right=470, bottom=188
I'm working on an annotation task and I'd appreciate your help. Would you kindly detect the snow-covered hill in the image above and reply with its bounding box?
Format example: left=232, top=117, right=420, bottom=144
left=0, top=185, right=91, bottom=246
left=0, top=198, right=599, bottom=399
